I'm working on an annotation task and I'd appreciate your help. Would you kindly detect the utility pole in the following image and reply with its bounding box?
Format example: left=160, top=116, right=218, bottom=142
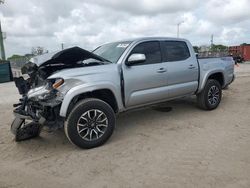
left=0, top=21, right=6, bottom=60
left=210, top=34, right=214, bottom=48
left=177, top=21, right=184, bottom=38
left=0, top=0, right=6, bottom=61
left=61, top=43, right=64, bottom=50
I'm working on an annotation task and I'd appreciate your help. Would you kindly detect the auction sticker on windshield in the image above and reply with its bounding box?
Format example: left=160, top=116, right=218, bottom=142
left=117, top=43, right=129, bottom=48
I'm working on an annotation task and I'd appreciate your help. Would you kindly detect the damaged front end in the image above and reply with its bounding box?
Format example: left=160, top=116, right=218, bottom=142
left=12, top=73, right=65, bottom=141
left=11, top=46, right=107, bottom=141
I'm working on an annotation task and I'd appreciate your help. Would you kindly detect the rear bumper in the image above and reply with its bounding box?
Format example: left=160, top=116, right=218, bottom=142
left=222, top=74, right=235, bottom=89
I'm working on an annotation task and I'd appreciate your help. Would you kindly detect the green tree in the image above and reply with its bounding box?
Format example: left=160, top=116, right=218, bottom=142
left=210, top=44, right=228, bottom=52
left=193, top=46, right=199, bottom=53
left=7, top=54, right=23, bottom=60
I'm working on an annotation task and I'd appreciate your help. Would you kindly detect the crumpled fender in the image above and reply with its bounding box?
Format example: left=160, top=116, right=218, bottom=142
left=59, top=81, right=123, bottom=117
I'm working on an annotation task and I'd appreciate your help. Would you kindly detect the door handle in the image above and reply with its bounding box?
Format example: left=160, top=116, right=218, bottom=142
left=188, top=64, right=196, bottom=69
left=157, top=68, right=167, bottom=73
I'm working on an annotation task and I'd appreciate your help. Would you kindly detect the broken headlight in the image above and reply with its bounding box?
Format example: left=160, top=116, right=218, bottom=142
left=48, top=78, right=64, bottom=90
left=27, top=78, right=64, bottom=101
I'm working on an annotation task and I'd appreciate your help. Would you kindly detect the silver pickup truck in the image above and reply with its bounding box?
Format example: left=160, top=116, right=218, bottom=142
left=12, top=37, right=235, bottom=149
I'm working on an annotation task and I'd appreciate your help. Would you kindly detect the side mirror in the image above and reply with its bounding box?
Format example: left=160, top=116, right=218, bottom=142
left=126, top=53, right=146, bottom=66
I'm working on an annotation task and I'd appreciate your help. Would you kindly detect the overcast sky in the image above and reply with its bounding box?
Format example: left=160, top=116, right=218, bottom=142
left=0, top=0, right=250, bottom=57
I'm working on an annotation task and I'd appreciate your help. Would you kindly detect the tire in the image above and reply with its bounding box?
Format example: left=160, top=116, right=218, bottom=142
left=65, top=98, right=116, bottom=149
left=197, top=79, right=222, bottom=110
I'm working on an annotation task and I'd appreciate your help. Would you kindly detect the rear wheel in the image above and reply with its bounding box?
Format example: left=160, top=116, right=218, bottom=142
left=197, top=79, right=222, bottom=110
left=65, top=98, right=115, bottom=149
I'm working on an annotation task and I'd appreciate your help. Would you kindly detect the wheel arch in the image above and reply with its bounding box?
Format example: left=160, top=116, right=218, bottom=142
left=207, top=72, right=224, bottom=86
left=59, top=84, right=121, bottom=117
left=198, top=71, right=225, bottom=93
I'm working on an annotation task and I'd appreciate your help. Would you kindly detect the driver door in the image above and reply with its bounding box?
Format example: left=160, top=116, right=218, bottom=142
left=122, top=41, right=168, bottom=107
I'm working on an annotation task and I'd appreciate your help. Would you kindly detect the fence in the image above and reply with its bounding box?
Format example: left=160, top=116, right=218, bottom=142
left=0, top=61, right=13, bottom=83
left=198, top=51, right=229, bottom=58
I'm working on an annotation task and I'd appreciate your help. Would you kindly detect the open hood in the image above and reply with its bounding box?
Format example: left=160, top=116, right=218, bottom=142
left=29, top=46, right=106, bottom=67
left=21, top=46, right=109, bottom=80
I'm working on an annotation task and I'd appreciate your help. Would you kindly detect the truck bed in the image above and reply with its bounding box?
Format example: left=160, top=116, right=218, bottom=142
left=197, top=56, right=235, bottom=92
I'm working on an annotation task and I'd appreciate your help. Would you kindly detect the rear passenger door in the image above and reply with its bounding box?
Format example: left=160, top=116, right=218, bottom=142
left=161, top=41, right=199, bottom=98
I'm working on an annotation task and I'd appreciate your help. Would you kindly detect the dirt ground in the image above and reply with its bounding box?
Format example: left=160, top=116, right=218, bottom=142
left=0, top=63, right=250, bottom=188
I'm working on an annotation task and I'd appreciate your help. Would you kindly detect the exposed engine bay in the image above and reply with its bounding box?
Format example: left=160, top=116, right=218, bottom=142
left=12, top=46, right=108, bottom=141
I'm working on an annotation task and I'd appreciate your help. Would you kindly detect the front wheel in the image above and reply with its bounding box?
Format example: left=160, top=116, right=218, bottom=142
left=197, top=79, right=222, bottom=110
left=65, top=98, right=116, bottom=149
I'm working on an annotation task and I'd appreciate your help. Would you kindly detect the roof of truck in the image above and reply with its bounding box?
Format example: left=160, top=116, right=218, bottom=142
left=120, top=36, right=188, bottom=43
left=98, top=37, right=190, bottom=47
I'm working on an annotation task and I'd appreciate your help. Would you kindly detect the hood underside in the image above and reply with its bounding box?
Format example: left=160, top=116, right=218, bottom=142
left=30, top=46, right=105, bottom=67
left=21, top=46, right=109, bottom=82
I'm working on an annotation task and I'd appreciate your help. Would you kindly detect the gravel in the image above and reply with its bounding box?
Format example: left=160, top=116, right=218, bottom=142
left=0, top=64, right=250, bottom=188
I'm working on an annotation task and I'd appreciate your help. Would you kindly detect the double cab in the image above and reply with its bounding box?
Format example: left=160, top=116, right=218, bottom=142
left=12, top=37, right=235, bottom=149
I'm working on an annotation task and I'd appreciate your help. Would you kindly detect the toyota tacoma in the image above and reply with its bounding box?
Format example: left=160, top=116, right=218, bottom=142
left=11, top=37, right=235, bottom=149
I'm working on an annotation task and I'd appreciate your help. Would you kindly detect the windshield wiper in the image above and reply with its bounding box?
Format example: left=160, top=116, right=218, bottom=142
left=82, top=57, right=112, bottom=65
left=98, top=57, right=112, bottom=64
left=82, top=60, right=105, bottom=65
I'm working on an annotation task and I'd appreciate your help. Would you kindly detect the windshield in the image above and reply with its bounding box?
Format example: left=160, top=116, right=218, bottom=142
left=93, top=41, right=131, bottom=63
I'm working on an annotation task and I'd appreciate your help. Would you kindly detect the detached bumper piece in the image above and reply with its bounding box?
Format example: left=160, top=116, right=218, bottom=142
left=15, top=122, right=41, bottom=142
left=11, top=117, right=42, bottom=142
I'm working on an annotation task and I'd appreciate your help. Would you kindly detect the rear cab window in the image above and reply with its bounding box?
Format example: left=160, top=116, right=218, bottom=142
left=162, top=41, right=190, bottom=62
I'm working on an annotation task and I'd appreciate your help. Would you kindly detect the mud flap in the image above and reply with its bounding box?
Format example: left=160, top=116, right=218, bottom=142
left=11, top=118, right=42, bottom=141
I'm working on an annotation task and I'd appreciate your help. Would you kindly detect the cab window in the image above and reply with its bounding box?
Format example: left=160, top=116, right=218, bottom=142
left=129, top=41, right=162, bottom=65
left=162, top=41, right=190, bottom=62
